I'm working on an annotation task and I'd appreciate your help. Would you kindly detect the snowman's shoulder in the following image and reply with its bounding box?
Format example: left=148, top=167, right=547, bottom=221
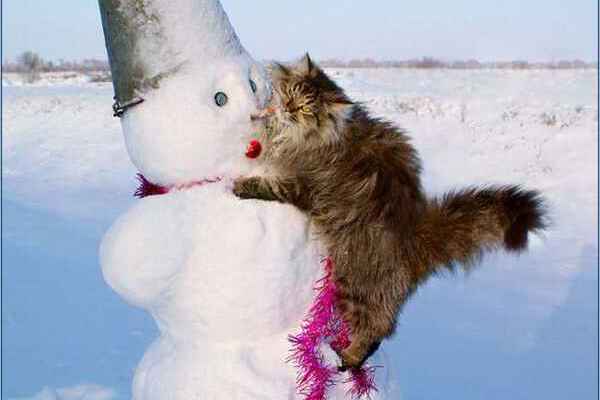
left=99, top=193, right=191, bottom=307
left=102, top=183, right=312, bottom=249
left=177, top=183, right=311, bottom=228
left=99, top=184, right=319, bottom=308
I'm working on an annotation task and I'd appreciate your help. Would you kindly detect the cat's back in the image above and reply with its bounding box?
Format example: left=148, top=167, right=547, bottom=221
left=342, top=106, right=423, bottom=190
left=308, top=106, right=425, bottom=231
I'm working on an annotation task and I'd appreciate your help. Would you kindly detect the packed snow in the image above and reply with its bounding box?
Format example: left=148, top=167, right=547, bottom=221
left=94, top=0, right=360, bottom=398
left=2, top=72, right=107, bottom=88
left=9, top=384, right=116, bottom=400
left=3, top=67, right=598, bottom=399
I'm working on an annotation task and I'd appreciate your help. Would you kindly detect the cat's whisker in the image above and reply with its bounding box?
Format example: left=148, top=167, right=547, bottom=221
left=250, top=113, right=266, bottom=121
left=250, top=106, right=277, bottom=121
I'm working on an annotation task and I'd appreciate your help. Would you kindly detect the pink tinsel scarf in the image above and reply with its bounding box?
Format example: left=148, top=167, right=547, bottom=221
left=288, top=258, right=378, bottom=400
left=134, top=174, right=223, bottom=198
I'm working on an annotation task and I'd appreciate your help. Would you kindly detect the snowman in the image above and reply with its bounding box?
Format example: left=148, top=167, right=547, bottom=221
left=98, top=1, right=388, bottom=398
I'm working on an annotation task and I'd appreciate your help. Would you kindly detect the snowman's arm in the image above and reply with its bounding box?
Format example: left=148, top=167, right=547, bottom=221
left=233, top=176, right=312, bottom=210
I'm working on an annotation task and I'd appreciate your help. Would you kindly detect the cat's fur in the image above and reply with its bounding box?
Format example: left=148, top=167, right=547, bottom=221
left=234, top=54, right=547, bottom=370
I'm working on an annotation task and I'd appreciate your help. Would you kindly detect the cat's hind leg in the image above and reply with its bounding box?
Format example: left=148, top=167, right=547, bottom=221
left=335, top=297, right=394, bottom=370
left=337, top=340, right=381, bottom=372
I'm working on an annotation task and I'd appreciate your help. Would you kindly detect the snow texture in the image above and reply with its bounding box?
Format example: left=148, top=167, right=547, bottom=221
left=97, top=0, right=388, bottom=399
left=9, top=385, right=116, bottom=400
left=2, top=60, right=597, bottom=400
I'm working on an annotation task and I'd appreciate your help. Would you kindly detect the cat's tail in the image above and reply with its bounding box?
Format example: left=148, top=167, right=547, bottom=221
left=413, top=185, right=547, bottom=275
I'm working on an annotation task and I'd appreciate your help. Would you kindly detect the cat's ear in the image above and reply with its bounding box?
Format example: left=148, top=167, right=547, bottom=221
left=274, top=62, right=291, bottom=75
left=325, top=92, right=353, bottom=107
left=329, top=102, right=352, bottom=114
left=327, top=96, right=353, bottom=118
left=269, top=62, right=291, bottom=82
left=298, top=53, right=316, bottom=76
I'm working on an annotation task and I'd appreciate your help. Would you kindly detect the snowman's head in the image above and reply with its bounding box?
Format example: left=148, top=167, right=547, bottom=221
left=99, top=0, right=270, bottom=186
left=120, top=56, right=271, bottom=186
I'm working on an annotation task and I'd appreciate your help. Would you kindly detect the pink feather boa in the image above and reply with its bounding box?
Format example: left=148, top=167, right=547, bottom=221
left=288, top=258, right=378, bottom=400
left=134, top=174, right=222, bottom=198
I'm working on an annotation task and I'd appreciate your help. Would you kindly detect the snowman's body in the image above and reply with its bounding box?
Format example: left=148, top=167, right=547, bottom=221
left=101, top=184, right=327, bottom=399
left=98, top=0, right=387, bottom=398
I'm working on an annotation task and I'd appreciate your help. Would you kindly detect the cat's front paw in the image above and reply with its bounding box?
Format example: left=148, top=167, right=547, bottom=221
left=232, top=177, right=262, bottom=200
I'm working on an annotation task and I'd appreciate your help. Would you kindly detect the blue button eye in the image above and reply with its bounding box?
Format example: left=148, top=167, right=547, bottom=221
left=249, top=79, right=257, bottom=93
left=215, top=92, right=228, bottom=107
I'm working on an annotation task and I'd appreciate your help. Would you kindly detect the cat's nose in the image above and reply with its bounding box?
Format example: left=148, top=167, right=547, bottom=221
left=250, top=107, right=276, bottom=121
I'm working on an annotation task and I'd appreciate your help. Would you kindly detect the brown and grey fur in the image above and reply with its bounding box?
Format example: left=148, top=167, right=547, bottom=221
left=234, top=54, right=547, bottom=370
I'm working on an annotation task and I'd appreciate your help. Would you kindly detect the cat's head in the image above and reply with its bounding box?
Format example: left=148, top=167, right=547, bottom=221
left=264, top=54, right=353, bottom=148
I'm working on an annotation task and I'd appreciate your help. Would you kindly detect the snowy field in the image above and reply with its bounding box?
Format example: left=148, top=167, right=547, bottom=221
left=2, top=69, right=598, bottom=399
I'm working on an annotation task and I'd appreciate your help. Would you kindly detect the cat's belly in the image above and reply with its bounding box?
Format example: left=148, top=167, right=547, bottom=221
left=100, top=182, right=321, bottom=340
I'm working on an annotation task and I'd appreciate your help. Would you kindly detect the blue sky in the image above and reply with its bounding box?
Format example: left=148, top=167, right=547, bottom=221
left=2, top=0, right=598, bottom=62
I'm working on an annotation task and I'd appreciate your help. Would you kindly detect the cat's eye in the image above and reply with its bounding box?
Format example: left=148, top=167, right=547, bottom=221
left=214, top=92, right=228, bottom=107
left=301, top=106, right=311, bottom=114
left=249, top=79, right=257, bottom=93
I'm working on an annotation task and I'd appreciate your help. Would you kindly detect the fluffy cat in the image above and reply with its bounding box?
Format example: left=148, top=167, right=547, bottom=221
left=234, top=54, right=546, bottom=370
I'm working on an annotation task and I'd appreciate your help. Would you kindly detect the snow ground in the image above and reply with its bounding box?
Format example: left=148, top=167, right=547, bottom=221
left=2, top=69, right=598, bottom=399
left=2, top=72, right=108, bottom=88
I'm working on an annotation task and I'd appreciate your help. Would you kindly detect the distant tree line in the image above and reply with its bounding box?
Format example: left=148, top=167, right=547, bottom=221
left=3, top=51, right=597, bottom=83
left=3, top=51, right=109, bottom=73
left=317, top=57, right=598, bottom=70
left=3, top=51, right=111, bottom=82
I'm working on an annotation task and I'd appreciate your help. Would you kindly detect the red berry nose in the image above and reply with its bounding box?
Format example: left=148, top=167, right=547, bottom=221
left=245, top=139, right=262, bottom=159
